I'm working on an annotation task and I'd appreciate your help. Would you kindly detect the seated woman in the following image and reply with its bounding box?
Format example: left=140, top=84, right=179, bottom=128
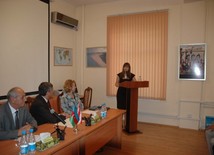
left=60, top=79, right=84, bottom=115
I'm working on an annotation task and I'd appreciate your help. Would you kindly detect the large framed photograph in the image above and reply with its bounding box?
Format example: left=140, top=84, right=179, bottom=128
left=178, top=43, right=206, bottom=80
left=86, top=47, right=106, bottom=67
left=54, top=46, right=72, bottom=66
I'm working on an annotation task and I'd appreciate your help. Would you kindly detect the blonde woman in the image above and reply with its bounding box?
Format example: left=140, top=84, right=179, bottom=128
left=60, top=79, right=84, bottom=115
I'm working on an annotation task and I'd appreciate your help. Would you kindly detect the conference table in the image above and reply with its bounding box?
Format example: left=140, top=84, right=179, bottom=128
left=0, top=108, right=125, bottom=155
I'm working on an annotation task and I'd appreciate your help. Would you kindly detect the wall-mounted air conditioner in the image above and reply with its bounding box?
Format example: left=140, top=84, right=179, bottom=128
left=51, top=11, right=78, bottom=30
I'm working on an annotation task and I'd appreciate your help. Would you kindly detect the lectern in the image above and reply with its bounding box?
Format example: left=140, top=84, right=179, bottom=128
left=119, top=81, right=149, bottom=133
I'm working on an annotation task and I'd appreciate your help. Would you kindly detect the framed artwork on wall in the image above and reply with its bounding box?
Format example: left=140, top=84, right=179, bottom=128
left=178, top=43, right=206, bottom=80
left=54, top=46, right=72, bottom=66
left=86, top=47, right=106, bottom=67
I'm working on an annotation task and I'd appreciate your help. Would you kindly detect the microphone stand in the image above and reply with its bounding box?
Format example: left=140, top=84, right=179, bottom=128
left=51, top=124, right=67, bottom=140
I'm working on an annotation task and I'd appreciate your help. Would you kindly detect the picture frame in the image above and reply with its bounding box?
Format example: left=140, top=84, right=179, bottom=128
left=178, top=43, right=206, bottom=80
left=54, top=46, right=72, bottom=66
left=86, top=47, right=106, bottom=67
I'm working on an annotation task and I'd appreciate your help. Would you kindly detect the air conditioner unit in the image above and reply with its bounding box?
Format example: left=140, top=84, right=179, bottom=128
left=51, top=11, right=78, bottom=30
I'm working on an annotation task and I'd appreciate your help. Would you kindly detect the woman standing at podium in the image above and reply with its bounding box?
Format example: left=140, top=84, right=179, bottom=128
left=115, top=62, right=136, bottom=109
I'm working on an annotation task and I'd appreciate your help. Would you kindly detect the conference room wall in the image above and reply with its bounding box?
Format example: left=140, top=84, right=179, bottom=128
left=47, top=0, right=214, bottom=129
left=73, top=0, right=214, bottom=129
left=50, top=0, right=78, bottom=91
left=3, top=0, right=213, bottom=130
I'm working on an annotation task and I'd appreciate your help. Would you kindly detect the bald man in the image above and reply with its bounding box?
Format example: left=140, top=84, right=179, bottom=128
left=0, top=87, right=37, bottom=140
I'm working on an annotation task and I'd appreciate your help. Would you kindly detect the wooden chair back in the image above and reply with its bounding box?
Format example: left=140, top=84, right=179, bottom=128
left=49, top=92, right=64, bottom=114
left=83, top=87, right=92, bottom=109
left=0, top=101, right=5, bottom=105
left=56, top=92, right=64, bottom=113
left=25, top=96, right=35, bottom=110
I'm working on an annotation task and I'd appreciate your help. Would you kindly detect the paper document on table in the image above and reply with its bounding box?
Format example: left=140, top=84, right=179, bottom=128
left=57, top=118, right=73, bottom=128
left=82, top=109, right=97, bottom=116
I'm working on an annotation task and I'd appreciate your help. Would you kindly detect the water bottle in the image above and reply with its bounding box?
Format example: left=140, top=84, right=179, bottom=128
left=20, top=130, right=28, bottom=155
left=28, top=128, right=36, bottom=154
left=100, top=103, right=107, bottom=119
left=100, top=106, right=105, bottom=119
left=103, top=104, right=107, bottom=118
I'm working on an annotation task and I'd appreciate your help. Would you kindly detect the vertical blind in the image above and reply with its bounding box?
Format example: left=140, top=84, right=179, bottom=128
left=107, top=11, right=168, bottom=100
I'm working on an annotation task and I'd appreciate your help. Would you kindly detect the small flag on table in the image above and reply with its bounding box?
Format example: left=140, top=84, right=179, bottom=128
left=69, top=103, right=82, bottom=127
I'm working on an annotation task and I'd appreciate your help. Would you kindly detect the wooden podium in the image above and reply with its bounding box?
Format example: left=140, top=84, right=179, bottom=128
left=119, top=81, right=149, bottom=133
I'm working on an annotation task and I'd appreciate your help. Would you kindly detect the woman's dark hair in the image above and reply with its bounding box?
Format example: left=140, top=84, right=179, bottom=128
left=38, top=82, right=53, bottom=96
left=120, top=62, right=131, bottom=79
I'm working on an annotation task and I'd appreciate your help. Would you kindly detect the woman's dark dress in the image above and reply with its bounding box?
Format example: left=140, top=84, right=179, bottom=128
left=116, top=72, right=135, bottom=110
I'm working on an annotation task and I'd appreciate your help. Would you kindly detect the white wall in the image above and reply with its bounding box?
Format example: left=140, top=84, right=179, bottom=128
left=50, top=0, right=77, bottom=90
left=51, top=0, right=214, bottom=129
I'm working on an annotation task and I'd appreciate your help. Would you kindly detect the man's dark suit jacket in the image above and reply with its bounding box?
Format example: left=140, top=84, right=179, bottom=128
left=30, top=95, right=65, bottom=125
left=0, top=102, right=37, bottom=140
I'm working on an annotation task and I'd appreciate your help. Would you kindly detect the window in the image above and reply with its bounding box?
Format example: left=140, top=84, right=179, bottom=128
left=107, top=11, right=168, bottom=100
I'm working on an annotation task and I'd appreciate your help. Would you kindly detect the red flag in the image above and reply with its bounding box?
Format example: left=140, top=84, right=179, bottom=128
left=77, top=103, right=82, bottom=124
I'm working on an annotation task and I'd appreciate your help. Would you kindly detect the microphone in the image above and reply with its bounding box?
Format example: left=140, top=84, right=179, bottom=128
left=50, top=109, right=66, bottom=124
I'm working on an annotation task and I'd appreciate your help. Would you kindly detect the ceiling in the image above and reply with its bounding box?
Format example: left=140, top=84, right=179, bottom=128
left=58, top=0, right=203, bottom=6
left=62, top=0, right=120, bottom=6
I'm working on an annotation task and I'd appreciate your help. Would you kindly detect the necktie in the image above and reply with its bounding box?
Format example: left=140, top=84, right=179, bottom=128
left=15, top=110, right=19, bottom=129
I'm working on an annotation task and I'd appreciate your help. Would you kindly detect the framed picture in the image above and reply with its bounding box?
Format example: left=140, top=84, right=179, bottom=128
left=178, top=43, right=206, bottom=80
left=86, top=47, right=106, bottom=67
left=54, top=46, right=72, bottom=66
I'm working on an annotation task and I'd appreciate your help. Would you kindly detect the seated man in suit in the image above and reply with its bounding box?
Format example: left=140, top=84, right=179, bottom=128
left=206, top=124, right=214, bottom=155
left=0, top=87, right=37, bottom=140
left=30, top=82, right=66, bottom=125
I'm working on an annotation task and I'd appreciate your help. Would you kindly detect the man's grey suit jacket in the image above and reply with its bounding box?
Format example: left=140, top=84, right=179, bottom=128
left=0, top=102, right=37, bottom=140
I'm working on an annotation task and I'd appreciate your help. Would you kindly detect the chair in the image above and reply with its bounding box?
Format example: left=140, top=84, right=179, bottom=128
left=25, top=96, right=35, bottom=110
left=0, top=101, right=5, bottom=106
left=56, top=92, right=64, bottom=113
left=82, top=87, right=92, bottom=110
left=48, top=92, right=64, bottom=114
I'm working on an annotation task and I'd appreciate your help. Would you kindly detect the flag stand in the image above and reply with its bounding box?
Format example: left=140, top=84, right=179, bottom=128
left=73, top=124, right=78, bottom=133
